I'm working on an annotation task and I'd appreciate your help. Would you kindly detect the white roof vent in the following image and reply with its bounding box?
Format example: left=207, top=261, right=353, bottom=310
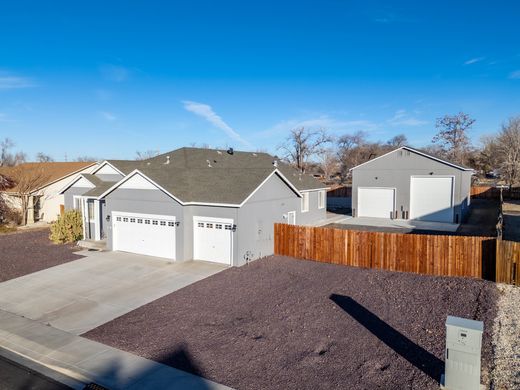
left=272, top=160, right=278, bottom=167
left=217, top=150, right=222, bottom=155
left=164, top=156, right=170, bottom=165
left=206, top=159, right=212, bottom=168
left=252, top=153, right=257, bottom=157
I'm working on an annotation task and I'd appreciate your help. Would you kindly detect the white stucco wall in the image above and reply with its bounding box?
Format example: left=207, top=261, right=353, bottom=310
left=32, top=165, right=97, bottom=223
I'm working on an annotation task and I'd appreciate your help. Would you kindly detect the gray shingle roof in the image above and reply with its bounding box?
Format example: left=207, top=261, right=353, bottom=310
left=104, top=147, right=326, bottom=204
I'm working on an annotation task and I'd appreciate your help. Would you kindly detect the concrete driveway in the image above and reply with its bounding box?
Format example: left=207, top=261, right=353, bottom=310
left=0, top=250, right=226, bottom=335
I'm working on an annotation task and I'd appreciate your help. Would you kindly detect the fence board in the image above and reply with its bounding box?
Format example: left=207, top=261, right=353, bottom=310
left=274, top=223, right=500, bottom=281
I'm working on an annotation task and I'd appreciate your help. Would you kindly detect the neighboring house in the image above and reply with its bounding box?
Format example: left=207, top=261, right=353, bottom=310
left=350, top=146, right=473, bottom=223
left=61, top=147, right=327, bottom=266
left=0, top=162, right=98, bottom=223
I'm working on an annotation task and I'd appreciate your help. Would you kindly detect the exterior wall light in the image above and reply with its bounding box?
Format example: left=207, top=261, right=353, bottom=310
left=232, top=224, right=237, bottom=232
left=106, top=215, right=111, bottom=222
left=175, top=221, right=180, bottom=227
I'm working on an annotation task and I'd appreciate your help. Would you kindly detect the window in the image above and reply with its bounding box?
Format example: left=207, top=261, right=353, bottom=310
left=74, top=197, right=82, bottom=211
left=145, top=219, right=150, bottom=224
left=301, top=192, right=309, bottom=212
left=137, top=219, right=143, bottom=223
left=168, top=222, right=175, bottom=227
left=215, top=224, right=222, bottom=229
left=160, top=221, right=166, bottom=226
left=152, top=220, right=158, bottom=225
left=116, top=216, right=121, bottom=222
left=318, top=190, right=325, bottom=209
left=206, top=223, right=213, bottom=228
left=225, top=224, right=232, bottom=230
left=130, top=218, right=136, bottom=223
left=87, top=201, right=95, bottom=221
left=123, top=217, right=128, bottom=222
left=198, top=222, right=204, bottom=228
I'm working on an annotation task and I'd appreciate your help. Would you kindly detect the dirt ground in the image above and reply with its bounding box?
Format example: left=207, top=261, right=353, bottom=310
left=85, top=256, right=498, bottom=390
left=0, top=229, right=84, bottom=282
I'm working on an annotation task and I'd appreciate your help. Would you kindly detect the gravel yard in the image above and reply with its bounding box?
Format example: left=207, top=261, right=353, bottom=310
left=0, top=229, right=84, bottom=282
left=85, top=256, right=499, bottom=390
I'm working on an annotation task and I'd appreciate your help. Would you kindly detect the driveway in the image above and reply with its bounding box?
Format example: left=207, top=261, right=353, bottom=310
left=0, top=250, right=226, bottom=334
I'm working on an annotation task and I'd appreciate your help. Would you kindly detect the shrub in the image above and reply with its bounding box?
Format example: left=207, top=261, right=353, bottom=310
left=50, top=210, right=83, bottom=244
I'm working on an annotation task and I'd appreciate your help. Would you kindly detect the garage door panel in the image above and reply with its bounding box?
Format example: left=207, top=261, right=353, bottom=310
left=113, top=213, right=176, bottom=260
left=358, top=188, right=395, bottom=218
left=410, top=177, right=454, bottom=223
left=193, top=217, right=232, bottom=265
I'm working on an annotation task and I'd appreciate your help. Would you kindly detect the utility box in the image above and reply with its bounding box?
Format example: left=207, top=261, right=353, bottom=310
left=443, top=316, right=484, bottom=390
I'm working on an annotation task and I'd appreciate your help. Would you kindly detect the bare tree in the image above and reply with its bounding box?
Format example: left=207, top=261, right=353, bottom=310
left=35, top=152, right=54, bottom=162
left=6, top=165, right=50, bottom=225
left=135, top=150, right=160, bottom=160
left=432, top=112, right=474, bottom=164
left=319, top=149, right=339, bottom=181
left=75, top=156, right=98, bottom=162
left=387, top=134, right=408, bottom=148
left=0, top=138, right=25, bottom=166
left=0, top=138, right=14, bottom=166
left=0, top=174, right=15, bottom=223
left=278, top=127, right=331, bottom=173
left=494, top=117, right=520, bottom=188
left=337, top=131, right=367, bottom=182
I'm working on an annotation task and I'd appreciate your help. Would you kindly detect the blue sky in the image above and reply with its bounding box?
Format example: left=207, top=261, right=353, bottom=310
left=1, top=1, right=519, bottom=160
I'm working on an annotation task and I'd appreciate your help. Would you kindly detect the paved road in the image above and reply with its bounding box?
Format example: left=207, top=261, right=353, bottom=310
left=0, top=355, right=70, bottom=390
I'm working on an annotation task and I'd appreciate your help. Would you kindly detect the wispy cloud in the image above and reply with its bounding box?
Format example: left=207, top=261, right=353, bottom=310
left=387, top=109, right=428, bottom=127
left=99, top=64, right=130, bottom=82
left=0, top=72, right=34, bottom=89
left=182, top=100, right=251, bottom=148
left=464, top=57, right=485, bottom=65
left=100, top=111, right=117, bottom=121
left=509, top=70, right=520, bottom=79
left=263, top=115, right=379, bottom=138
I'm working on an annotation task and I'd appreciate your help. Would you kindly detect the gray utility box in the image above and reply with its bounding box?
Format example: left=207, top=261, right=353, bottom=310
left=443, top=316, right=484, bottom=390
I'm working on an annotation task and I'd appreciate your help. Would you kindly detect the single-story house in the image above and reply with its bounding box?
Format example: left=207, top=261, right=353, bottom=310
left=350, top=146, right=473, bottom=223
left=60, top=147, right=327, bottom=266
left=0, top=162, right=98, bottom=223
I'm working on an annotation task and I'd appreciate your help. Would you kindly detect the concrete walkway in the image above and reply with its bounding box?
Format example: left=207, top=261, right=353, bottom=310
left=332, top=216, right=460, bottom=232
left=0, top=250, right=227, bottom=334
left=0, top=309, right=231, bottom=389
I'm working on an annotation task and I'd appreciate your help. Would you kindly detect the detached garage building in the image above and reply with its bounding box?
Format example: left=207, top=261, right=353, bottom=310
left=351, top=147, right=473, bottom=223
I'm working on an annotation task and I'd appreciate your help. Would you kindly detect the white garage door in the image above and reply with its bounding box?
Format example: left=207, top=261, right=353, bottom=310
left=193, top=217, right=233, bottom=265
left=113, top=212, right=176, bottom=259
left=358, top=188, right=395, bottom=218
left=410, top=176, right=454, bottom=223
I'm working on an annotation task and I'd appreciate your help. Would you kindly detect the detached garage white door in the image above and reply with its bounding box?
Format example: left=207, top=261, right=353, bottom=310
left=113, top=212, right=176, bottom=259
left=358, top=188, right=395, bottom=218
left=410, top=176, right=454, bottom=223
left=193, top=217, right=233, bottom=265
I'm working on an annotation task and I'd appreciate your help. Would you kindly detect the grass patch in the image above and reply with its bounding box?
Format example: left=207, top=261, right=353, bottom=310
left=0, top=225, right=17, bottom=234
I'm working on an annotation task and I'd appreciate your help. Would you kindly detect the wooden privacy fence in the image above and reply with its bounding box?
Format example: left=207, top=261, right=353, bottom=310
left=274, top=224, right=519, bottom=285
left=471, top=186, right=520, bottom=200
left=496, top=240, right=520, bottom=286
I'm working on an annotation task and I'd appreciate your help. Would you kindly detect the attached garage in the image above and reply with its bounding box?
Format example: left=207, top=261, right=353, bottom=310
left=193, top=216, right=233, bottom=265
left=112, top=212, right=176, bottom=259
left=357, top=187, right=395, bottom=218
left=410, top=176, right=454, bottom=223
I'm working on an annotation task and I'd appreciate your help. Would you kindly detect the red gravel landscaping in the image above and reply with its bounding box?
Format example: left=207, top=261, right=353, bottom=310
left=84, top=256, right=498, bottom=390
left=0, top=229, right=84, bottom=282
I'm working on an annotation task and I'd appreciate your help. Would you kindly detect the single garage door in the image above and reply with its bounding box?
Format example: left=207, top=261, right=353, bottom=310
left=193, top=217, right=233, bottom=265
left=358, top=187, right=395, bottom=218
left=410, top=176, right=454, bottom=223
left=113, top=212, right=176, bottom=259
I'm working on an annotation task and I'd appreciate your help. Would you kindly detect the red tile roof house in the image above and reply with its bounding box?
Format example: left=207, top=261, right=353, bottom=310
left=0, top=162, right=98, bottom=224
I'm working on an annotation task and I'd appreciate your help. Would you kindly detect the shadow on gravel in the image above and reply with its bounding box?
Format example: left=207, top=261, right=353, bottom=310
left=330, top=294, right=444, bottom=383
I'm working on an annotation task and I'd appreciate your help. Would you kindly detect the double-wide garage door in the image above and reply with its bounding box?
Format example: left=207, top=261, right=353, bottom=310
left=410, top=176, right=454, bottom=223
left=193, top=217, right=233, bottom=265
left=113, top=212, right=176, bottom=260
